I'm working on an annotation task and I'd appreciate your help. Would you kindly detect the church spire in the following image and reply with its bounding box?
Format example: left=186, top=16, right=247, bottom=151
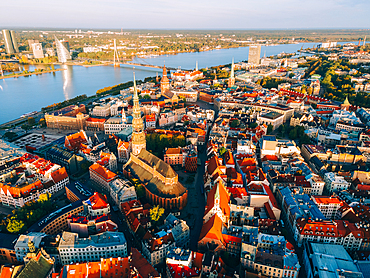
left=228, top=58, right=235, bottom=87
left=160, top=63, right=170, bottom=93
left=131, top=72, right=146, bottom=156
left=132, top=73, right=142, bottom=125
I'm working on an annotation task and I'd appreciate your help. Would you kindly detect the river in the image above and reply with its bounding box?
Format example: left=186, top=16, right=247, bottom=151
left=0, top=42, right=354, bottom=124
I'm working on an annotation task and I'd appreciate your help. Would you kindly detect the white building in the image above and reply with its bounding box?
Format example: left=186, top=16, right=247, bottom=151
left=324, top=172, right=350, bottom=194
left=15, top=232, right=47, bottom=262
left=117, top=140, right=130, bottom=163
left=83, top=192, right=110, bottom=217
left=0, top=161, right=68, bottom=208
left=142, top=232, right=175, bottom=266
left=237, top=139, right=256, bottom=154
left=164, top=214, right=190, bottom=248
left=59, top=231, right=127, bottom=265
left=110, top=101, right=124, bottom=116
left=172, top=89, right=198, bottom=102
left=307, top=175, right=325, bottom=196
left=31, top=42, right=44, bottom=59
left=145, top=114, right=156, bottom=129
left=104, top=117, right=130, bottom=135
left=92, top=105, right=111, bottom=117
left=241, top=233, right=300, bottom=278
left=312, top=196, right=343, bottom=220
left=109, top=178, right=137, bottom=207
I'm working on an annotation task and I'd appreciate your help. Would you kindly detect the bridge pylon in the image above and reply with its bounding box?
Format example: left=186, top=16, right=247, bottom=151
left=113, top=39, right=120, bottom=67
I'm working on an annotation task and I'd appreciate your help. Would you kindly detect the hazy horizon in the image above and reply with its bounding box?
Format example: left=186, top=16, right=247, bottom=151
left=2, top=0, right=370, bottom=30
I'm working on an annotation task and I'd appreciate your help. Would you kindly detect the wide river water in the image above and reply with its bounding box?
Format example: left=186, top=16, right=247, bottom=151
left=0, top=42, right=353, bottom=124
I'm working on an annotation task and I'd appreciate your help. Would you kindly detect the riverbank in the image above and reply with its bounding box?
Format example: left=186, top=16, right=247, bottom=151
left=0, top=68, right=65, bottom=80
left=1, top=42, right=349, bottom=124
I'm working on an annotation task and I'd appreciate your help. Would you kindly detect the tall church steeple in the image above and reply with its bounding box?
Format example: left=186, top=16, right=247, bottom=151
left=228, top=58, right=235, bottom=87
left=131, top=73, right=146, bottom=156
left=160, top=64, right=170, bottom=93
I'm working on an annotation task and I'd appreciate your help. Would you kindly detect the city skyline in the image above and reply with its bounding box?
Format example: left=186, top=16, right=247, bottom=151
left=1, top=0, right=370, bottom=29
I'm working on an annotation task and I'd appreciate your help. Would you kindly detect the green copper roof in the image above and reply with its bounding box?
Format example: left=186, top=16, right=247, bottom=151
left=17, top=251, right=54, bottom=278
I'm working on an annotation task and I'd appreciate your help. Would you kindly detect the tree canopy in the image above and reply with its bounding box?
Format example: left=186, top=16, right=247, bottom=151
left=150, top=206, right=164, bottom=222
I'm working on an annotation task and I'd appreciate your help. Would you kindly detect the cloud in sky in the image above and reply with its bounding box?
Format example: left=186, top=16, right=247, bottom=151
left=1, top=0, right=369, bottom=29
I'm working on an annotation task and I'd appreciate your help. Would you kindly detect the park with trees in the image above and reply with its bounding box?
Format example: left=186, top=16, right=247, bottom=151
left=145, top=133, right=186, bottom=159
left=300, top=57, right=370, bottom=107
left=0, top=193, right=54, bottom=234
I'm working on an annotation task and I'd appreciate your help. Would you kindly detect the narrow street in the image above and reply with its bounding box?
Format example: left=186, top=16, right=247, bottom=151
left=188, top=105, right=217, bottom=251
left=189, top=143, right=207, bottom=250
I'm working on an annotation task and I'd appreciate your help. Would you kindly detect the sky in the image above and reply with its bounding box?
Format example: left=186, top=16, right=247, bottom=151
left=1, top=0, right=370, bottom=29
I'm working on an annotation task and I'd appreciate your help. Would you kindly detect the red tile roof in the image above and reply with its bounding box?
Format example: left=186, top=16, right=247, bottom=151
left=263, top=184, right=279, bottom=209
left=65, top=131, right=88, bottom=151
left=224, top=150, right=235, bottom=166
left=204, top=181, right=230, bottom=218
left=227, top=187, right=248, bottom=200
left=89, top=163, right=117, bottom=182
left=167, top=264, right=199, bottom=278
left=191, top=252, right=204, bottom=269
left=148, top=233, right=174, bottom=252
left=88, top=192, right=109, bottom=210
left=313, top=196, right=343, bottom=205
left=51, top=167, right=68, bottom=184
left=199, top=214, right=226, bottom=245
left=226, top=168, right=243, bottom=185
left=0, top=180, right=43, bottom=198
left=86, top=117, right=106, bottom=123
left=165, top=147, right=182, bottom=155
left=131, top=248, right=160, bottom=278
left=59, top=257, right=129, bottom=277
left=145, top=114, right=156, bottom=122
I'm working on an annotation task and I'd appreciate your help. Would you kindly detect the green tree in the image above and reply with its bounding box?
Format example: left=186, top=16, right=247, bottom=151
left=7, top=218, right=25, bottom=234
left=289, top=128, right=297, bottom=139
left=230, top=119, right=240, bottom=128
left=300, top=134, right=311, bottom=145
left=278, top=124, right=285, bottom=136
left=219, top=147, right=227, bottom=156
left=28, top=117, right=35, bottom=126
left=248, top=122, right=258, bottom=129
left=150, top=206, right=164, bottom=222
left=21, top=55, right=29, bottom=64
left=3, top=132, right=17, bottom=141
left=143, top=94, right=151, bottom=100
left=267, top=124, right=273, bottom=135
left=39, top=193, right=50, bottom=202
left=135, top=184, right=145, bottom=199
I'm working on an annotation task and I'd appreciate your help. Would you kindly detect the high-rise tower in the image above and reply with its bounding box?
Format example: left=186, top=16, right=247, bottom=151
left=131, top=74, right=146, bottom=156
left=2, top=30, right=18, bottom=54
left=248, top=44, right=261, bottom=65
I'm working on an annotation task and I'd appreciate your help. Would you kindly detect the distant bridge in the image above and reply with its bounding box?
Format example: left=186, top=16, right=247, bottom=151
left=120, top=62, right=190, bottom=71
left=0, top=60, right=19, bottom=63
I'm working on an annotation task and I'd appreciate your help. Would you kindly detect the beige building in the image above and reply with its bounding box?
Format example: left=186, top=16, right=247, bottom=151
left=257, top=111, right=284, bottom=131
left=45, top=112, right=89, bottom=130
